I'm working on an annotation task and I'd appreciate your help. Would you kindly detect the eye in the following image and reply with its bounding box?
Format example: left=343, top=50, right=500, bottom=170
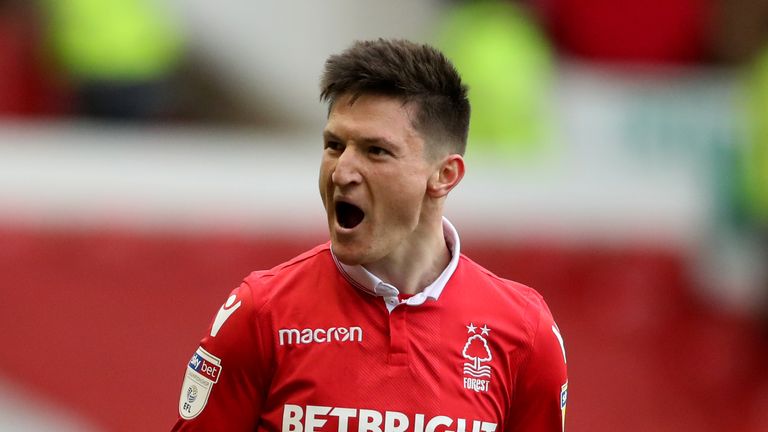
left=368, top=146, right=391, bottom=157
left=324, top=140, right=343, bottom=152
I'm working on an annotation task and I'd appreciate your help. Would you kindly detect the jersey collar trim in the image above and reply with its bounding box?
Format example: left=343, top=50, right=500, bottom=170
left=331, top=217, right=461, bottom=306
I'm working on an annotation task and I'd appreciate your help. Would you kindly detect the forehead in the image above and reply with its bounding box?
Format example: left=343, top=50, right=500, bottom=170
left=324, top=93, right=421, bottom=142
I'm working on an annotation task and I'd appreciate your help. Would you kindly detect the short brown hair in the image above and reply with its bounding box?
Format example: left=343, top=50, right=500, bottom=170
left=320, top=39, right=470, bottom=156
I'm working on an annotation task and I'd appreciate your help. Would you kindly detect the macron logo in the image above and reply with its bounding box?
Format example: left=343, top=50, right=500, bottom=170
left=210, top=294, right=242, bottom=337
left=278, top=326, right=363, bottom=346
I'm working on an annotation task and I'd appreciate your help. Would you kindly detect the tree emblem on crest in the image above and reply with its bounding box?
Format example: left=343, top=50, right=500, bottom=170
left=462, top=324, right=492, bottom=378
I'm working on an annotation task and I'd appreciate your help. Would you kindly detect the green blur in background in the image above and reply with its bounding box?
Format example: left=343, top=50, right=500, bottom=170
left=743, top=46, right=768, bottom=225
left=42, top=0, right=183, bottom=81
left=437, top=1, right=553, bottom=158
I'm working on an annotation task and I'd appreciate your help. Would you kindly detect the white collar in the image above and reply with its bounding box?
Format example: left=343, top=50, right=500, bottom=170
left=332, top=217, right=461, bottom=312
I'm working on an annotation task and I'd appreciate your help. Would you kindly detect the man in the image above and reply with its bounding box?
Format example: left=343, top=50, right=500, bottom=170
left=173, top=39, right=568, bottom=431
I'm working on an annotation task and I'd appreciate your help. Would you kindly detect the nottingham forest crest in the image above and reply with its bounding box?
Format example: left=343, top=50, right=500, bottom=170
left=462, top=323, right=492, bottom=393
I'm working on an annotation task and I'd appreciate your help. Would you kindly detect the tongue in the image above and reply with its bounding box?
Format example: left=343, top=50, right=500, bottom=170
left=337, top=202, right=364, bottom=229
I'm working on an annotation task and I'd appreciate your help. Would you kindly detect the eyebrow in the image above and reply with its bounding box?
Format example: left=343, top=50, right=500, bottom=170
left=322, top=130, right=341, bottom=142
left=359, top=137, right=396, bottom=148
left=323, top=131, right=396, bottom=148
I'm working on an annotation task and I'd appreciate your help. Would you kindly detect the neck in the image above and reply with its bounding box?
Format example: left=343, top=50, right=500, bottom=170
left=363, top=215, right=450, bottom=295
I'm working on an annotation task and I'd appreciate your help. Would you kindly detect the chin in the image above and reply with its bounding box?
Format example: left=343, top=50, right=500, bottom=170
left=330, top=243, right=368, bottom=266
left=331, top=242, right=363, bottom=265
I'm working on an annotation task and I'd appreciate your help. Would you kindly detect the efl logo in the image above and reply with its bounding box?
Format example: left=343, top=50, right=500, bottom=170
left=188, top=352, right=221, bottom=383
left=278, top=326, right=363, bottom=346
left=179, top=347, right=222, bottom=419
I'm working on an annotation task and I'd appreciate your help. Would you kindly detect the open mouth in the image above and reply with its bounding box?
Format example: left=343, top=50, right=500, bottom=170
left=335, top=201, right=365, bottom=229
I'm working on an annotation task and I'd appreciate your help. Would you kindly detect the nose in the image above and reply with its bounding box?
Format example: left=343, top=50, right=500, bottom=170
left=331, top=147, right=362, bottom=186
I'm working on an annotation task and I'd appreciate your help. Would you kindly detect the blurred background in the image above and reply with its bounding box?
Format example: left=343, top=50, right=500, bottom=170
left=1, top=0, right=767, bottom=430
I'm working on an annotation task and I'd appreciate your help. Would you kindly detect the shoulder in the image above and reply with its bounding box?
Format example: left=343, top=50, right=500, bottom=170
left=199, top=243, right=335, bottom=351
left=241, top=242, right=335, bottom=310
left=456, top=254, right=551, bottom=316
left=452, top=254, right=559, bottom=354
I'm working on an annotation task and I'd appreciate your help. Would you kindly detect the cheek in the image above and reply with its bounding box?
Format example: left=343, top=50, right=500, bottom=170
left=318, top=178, right=329, bottom=209
left=318, top=161, right=332, bottom=199
left=381, top=174, right=426, bottom=216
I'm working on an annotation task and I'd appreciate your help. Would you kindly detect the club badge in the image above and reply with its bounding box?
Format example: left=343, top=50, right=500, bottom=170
left=462, top=323, right=492, bottom=393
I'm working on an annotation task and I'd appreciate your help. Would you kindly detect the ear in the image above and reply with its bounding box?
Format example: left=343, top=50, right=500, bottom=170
left=427, top=154, right=465, bottom=198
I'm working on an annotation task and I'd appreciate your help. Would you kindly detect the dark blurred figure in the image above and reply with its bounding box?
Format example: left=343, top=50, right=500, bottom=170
left=532, top=0, right=768, bottom=65
left=715, top=0, right=768, bottom=328
left=711, top=0, right=768, bottom=64
left=0, top=0, right=70, bottom=117
left=40, top=0, right=185, bottom=121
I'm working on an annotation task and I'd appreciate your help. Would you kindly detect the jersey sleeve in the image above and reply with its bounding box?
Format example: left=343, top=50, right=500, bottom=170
left=507, top=301, right=568, bottom=432
left=172, top=280, right=272, bottom=431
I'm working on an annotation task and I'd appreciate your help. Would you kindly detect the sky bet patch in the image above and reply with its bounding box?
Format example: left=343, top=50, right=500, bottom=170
left=179, top=347, right=222, bottom=419
left=560, top=380, right=568, bottom=431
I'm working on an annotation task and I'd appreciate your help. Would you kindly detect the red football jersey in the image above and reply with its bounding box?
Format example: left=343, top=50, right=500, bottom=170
left=173, top=221, right=568, bottom=431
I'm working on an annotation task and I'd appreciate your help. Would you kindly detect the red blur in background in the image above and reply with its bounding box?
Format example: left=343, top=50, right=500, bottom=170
left=0, top=5, right=70, bottom=117
left=1, top=225, right=767, bottom=431
left=538, top=0, right=713, bottom=63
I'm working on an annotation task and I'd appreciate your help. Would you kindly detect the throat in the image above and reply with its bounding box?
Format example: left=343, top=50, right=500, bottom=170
left=364, top=240, right=451, bottom=295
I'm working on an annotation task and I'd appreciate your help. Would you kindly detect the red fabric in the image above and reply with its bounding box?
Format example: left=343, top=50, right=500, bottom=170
left=173, top=243, right=567, bottom=431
